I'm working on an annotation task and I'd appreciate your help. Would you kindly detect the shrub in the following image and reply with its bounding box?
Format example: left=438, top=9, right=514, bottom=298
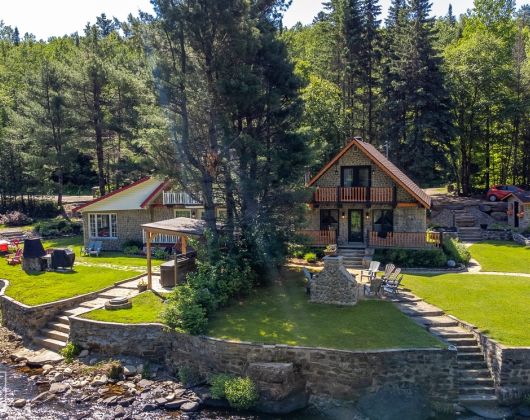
left=374, top=248, right=448, bottom=268
left=60, top=342, right=80, bottom=363
left=442, top=238, right=471, bottom=265
left=0, top=211, right=33, bottom=227
left=288, top=243, right=310, bottom=259
left=108, top=361, right=123, bottom=379
left=178, top=365, right=202, bottom=387
left=152, top=248, right=168, bottom=260
left=209, top=373, right=233, bottom=399
left=224, top=376, right=258, bottom=410
left=304, top=252, right=317, bottom=263
left=123, top=239, right=143, bottom=249
left=163, top=285, right=208, bottom=334
left=34, top=218, right=82, bottom=237
left=123, top=245, right=140, bottom=255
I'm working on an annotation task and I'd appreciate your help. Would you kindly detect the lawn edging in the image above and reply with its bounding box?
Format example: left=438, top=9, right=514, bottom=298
left=447, top=314, right=530, bottom=404
left=68, top=315, right=459, bottom=405
left=0, top=273, right=144, bottom=338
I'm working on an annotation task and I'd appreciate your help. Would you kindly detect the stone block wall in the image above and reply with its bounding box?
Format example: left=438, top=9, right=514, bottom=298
left=310, top=256, right=358, bottom=305
left=481, top=229, right=513, bottom=241
left=67, top=315, right=459, bottom=404
left=394, top=207, right=427, bottom=232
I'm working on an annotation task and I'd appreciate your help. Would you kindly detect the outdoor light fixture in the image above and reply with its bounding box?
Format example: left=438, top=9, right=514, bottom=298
left=341, top=211, right=345, bottom=219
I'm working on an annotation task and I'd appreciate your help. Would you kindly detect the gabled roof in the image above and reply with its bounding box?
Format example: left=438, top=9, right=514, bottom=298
left=73, top=177, right=169, bottom=213
left=503, top=192, right=530, bottom=203
left=307, top=138, right=432, bottom=208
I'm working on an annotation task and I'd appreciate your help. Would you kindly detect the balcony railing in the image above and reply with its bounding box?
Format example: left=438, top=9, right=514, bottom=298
left=297, top=230, right=337, bottom=245
left=163, top=191, right=202, bottom=206
left=313, top=187, right=393, bottom=203
left=142, top=231, right=181, bottom=244
left=368, top=231, right=441, bottom=249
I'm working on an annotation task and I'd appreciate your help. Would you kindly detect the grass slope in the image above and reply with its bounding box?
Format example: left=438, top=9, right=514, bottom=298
left=207, top=270, right=443, bottom=350
left=0, top=263, right=138, bottom=306
left=83, top=291, right=165, bottom=324
left=403, top=273, right=530, bottom=346
left=469, top=241, right=530, bottom=273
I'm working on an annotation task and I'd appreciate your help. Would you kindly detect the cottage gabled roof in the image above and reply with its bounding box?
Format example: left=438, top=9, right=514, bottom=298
left=502, top=192, right=530, bottom=203
left=307, top=138, right=432, bottom=208
left=73, top=177, right=169, bottom=213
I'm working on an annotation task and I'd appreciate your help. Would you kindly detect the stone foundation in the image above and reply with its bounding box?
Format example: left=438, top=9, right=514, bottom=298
left=310, top=256, right=357, bottom=306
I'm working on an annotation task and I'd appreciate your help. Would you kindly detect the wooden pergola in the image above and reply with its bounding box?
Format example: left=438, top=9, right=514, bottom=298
left=141, top=217, right=207, bottom=289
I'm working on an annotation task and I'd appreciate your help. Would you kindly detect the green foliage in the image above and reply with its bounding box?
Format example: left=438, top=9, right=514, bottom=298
left=0, top=211, right=32, bottom=226
left=374, top=248, right=448, bottom=268
left=209, top=373, right=233, bottom=400
left=123, top=245, right=140, bottom=255
left=178, top=366, right=202, bottom=387
left=107, top=361, right=123, bottom=379
left=152, top=248, right=167, bottom=260
left=443, top=238, right=471, bottom=264
left=122, top=239, right=143, bottom=249
left=224, top=376, right=259, bottom=410
left=34, top=218, right=82, bottom=237
left=288, top=243, right=311, bottom=259
left=304, top=252, right=318, bottom=263
left=60, top=342, right=80, bottom=363
left=163, top=285, right=208, bottom=334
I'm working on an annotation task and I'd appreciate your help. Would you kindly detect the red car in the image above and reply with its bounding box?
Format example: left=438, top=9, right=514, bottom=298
left=486, top=185, right=525, bottom=202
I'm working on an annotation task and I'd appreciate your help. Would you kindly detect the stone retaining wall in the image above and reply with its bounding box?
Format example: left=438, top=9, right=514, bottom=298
left=0, top=274, right=144, bottom=338
left=455, top=318, right=530, bottom=404
left=481, top=229, right=514, bottom=241
left=69, top=316, right=459, bottom=404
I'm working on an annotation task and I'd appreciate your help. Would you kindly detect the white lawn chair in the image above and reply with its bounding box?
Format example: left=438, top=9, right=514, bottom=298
left=360, top=260, right=381, bottom=282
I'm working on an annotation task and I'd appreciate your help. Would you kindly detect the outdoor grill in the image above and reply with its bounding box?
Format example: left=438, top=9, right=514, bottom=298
left=50, top=248, right=75, bottom=270
left=22, top=238, right=46, bottom=273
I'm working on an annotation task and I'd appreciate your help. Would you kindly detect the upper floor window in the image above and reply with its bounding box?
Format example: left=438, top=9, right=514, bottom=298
left=89, top=213, right=117, bottom=238
left=174, top=209, right=192, bottom=218
left=341, top=166, right=371, bottom=187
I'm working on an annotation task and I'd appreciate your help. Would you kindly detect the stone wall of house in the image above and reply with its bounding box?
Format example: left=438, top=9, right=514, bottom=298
left=457, top=319, right=530, bottom=404
left=68, top=315, right=458, bottom=404
left=394, top=207, right=427, bottom=232
left=309, top=256, right=358, bottom=305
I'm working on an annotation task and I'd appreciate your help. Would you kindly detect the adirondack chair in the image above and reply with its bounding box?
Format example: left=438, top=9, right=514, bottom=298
left=360, top=260, right=381, bottom=282
left=382, top=274, right=403, bottom=296
left=378, top=263, right=395, bottom=281
left=88, top=241, right=102, bottom=257
left=303, top=267, right=313, bottom=295
left=363, top=277, right=383, bottom=298
left=382, top=267, right=401, bottom=284
left=6, top=248, right=22, bottom=265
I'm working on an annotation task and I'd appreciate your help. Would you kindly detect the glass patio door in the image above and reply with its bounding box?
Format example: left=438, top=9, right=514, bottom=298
left=348, top=210, right=363, bottom=242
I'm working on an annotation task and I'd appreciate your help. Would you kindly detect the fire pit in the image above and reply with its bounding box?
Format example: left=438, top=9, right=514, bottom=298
left=104, top=297, right=132, bottom=310
left=22, top=238, right=46, bottom=273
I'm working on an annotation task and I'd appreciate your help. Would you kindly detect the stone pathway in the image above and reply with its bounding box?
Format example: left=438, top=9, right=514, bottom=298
left=387, top=290, right=498, bottom=405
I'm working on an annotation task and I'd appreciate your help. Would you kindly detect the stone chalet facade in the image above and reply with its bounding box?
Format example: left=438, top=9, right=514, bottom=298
left=301, top=138, right=440, bottom=249
left=503, top=191, right=530, bottom=231
left=74, top=177, right=226, bottom=251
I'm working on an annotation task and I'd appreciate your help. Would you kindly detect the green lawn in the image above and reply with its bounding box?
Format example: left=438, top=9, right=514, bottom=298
left=207, top=270, right=443, bottom=350
left=44, top=236, right=164, bottom=268
left=0, top=262, right=139, bottom=306
left=469, top=241, right=530, bottom=274
left=403, top=273, right=530, bottom=346
left=82, top=291, right=165, bottom=324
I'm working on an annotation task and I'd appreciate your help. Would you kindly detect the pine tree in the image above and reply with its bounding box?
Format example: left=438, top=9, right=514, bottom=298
left=11, top=27, right=20, bottom=46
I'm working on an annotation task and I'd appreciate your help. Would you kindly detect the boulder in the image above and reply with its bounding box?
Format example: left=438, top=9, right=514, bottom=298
left=123, top=365, right=137, bottom=377
left=49, top=383, right=68, bottom=394
left=13, top=399, right=26, bottom=408
left=164, top=399, right=187, bottom=410
left=181, top=401, right=200, bottom=412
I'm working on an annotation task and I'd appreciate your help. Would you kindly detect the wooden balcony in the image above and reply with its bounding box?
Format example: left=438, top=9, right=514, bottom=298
left=313, top=187, right=393, bottom=203
left=368, top=231, right=441, bottom=249
left=163, top=191, right=202, bottom=206
left=298, top=230, right=337, bottom=245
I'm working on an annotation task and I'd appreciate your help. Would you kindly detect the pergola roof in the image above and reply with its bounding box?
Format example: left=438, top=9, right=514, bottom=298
left=141, top=217, right=208, bottom=238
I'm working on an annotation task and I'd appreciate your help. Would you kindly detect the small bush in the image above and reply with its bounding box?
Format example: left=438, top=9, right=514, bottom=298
left=209, top=373, right=233, bottom=399
left=442, top=238, right=471, bottom=265
left=224, top=376, right=258, bottom=410
left=374, top=248, right=448, bottom=268
left=288, top=243, right=310, bottom=259
left=152, top=248, right=168, bottom=260
left=0, top=211, right=33, bottom=227
left=60, top=342, right=80, bottom=363
left=304, top=252, right=317, bottom=263
left=123, top=245, right=140, bottom=255
left=178, top=365, right=202, bottom=387
left=108, top=361, right=123, bottom=379
left=123, top=239, right=143, bottom=249
left=163, top=285, right=208, bottom=334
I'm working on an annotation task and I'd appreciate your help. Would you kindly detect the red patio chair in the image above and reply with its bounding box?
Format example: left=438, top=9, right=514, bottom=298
left=6, top=248, right=23, bottom=265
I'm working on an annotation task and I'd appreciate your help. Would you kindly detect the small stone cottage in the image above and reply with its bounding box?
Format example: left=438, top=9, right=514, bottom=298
left=503, top=191, right=530, bottom=231
left=302, top=138, right=439, bottom=249
left=74, top=177, right=226, bottom=251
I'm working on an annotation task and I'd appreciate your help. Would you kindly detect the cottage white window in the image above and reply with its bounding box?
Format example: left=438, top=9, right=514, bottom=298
left=174, top=209, right=192, bottom=218
left=89, top=214, right=117, bottom=238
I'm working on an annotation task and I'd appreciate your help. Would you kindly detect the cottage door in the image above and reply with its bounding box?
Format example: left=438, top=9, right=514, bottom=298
left=348, top=210, right=363, bottom=242
left=514, top=201, right=519, bottom=228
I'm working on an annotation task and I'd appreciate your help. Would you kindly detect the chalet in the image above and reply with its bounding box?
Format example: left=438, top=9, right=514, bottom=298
left=301, top=138, right=440, bottom=249
left=503, top=191, right=530, bottom=231
left=74, top=177, right=226, bottom=251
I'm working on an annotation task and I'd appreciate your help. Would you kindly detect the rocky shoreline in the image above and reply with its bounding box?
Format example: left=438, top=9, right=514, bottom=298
left=0, top=325, right=233, bottom=419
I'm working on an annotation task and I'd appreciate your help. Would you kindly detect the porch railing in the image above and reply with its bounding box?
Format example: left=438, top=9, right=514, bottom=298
left=142, top=230, right=181, bottom=244
left=313, top=187, right=393, bottom=203
left=297, top=230, right=337, bottom=246
left=163, top=191, right=202, bottom=206
left=368, top=231, right=441, bottom=249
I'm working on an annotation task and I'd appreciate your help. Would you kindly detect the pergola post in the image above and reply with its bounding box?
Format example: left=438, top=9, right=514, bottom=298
left=174, top=235, right=179, bottom=288
left=146, top=231, right=152, bottom=290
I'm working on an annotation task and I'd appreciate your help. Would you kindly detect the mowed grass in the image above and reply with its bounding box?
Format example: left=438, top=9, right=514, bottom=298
left=44, top=236, right=164, bottom=268
left=83, top=291, right=165, bottom=324
left=207, top=270, right=443, bottom=350
left=469, top=241, right=530, bottom=273
left=0, top=262, right=138, bottom=306
left=403, top=273, right=530, bottom=346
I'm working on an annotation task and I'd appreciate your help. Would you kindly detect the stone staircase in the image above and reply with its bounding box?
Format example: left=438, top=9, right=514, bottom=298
left=337, top=247, right=365, bottom=269
left=458, top=227, right=483, bottom=243
left=33, top=282, right=139, bottom=352
left=395, top=292, right=497, bottom=405
left=455, top=211, right=477, bottom=228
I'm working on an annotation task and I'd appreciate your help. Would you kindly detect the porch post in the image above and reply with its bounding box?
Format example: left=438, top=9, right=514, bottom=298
left=174, top=235, right=178, bottom=288
left=146, top=231, right=152, bottom=290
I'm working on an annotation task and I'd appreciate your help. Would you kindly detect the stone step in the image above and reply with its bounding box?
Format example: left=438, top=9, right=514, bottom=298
left=79, top=297, right=109, bottom=309
left=459, top=376, right=494, bottom=386
left=459, top=369, right=492, bottom=378
left=459, top=386, right=496, bottom=396
left=457, top=346, right=482, bottom=353
left=56, top=315, right=70, bottom=323
left=33, top=336, right=67, bottom=352
left=41, top=328, right=69, bottom=342
left=458, top=352, right=485, bottom=361
left=458, top=360, right=488, bottom=370
left=63, top=306, right=95, bottom=316
left=447, top=337, right=478, bottom=346
left=417, top=316, right=459, bottom=328
left=47, top=322, right=70, bottom=334
left=429, top=327, right=474, bottom=339
left=458, top=394, right=498, bottom=403
left=399, top=302, right=444, bottom=317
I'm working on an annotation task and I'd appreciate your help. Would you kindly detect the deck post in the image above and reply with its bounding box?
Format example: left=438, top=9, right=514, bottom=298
left=146, top=231, right=152, bottom=289
left=174, top=236, right=178, bottom=288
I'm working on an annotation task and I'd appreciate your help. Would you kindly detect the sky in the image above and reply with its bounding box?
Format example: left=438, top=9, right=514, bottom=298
left=1, top=0, right=477, bottom=40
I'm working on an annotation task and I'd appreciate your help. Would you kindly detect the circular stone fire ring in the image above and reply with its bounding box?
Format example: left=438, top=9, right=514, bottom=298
left=104, top=297, right=132, bottom=310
